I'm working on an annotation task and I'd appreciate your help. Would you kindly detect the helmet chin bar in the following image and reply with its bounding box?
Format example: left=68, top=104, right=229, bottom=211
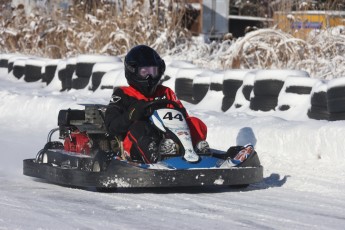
left=145, top=84, right=158, bottom=96
left=142, top=77, right=158, bottom=96
left=129, top=78, right=159, bottom=96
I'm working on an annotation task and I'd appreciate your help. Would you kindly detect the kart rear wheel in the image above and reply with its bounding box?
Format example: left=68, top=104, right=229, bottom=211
left=35, top=149, right=48, bottom=164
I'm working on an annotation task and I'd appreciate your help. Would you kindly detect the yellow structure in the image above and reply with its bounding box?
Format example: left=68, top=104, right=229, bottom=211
left=274, top=11, right=345, bottom=38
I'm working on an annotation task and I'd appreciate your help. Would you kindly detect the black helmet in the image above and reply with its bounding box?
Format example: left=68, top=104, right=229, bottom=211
left=124, top=45, right=166, bottom=96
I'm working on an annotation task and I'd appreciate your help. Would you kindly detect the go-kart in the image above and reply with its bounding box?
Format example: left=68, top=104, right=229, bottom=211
left=23, top=100, right=263, bottom=191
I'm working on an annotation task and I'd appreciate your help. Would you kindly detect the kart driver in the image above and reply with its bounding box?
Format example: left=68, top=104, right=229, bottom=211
left=104, top=45, right=209, bottom=163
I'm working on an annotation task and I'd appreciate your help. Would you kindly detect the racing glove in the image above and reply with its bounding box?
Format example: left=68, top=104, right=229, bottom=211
left=128, top=101, right=152, bottom=122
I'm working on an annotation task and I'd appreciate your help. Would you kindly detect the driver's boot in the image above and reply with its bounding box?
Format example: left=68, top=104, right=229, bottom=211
left=159, top=138, right=178, bottom=156
left=194, top=140, right=210, bottom=154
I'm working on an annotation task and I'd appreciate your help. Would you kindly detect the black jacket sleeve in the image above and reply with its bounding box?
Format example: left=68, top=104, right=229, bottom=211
left=104, top=88, right=132, bottom=137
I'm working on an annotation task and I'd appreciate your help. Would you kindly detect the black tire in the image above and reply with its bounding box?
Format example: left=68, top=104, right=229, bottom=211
left=43, top=141, right=64, bottom=150
left=175, top=78, right=195, bottom=103
left=35, top=149, right=49, bottom=164
left=329, top=112, right=345, bottom=121
left=234, top=103, right=242, bottom=108
left=7, top=61, right=14, bottom=73
left=209, top=82, right=223, bottom=92
left=242, top=85, right=253, bottom=101
left=310, top=91, right=327, bottom=107
left=43, top=65, right=57, bottom=85
left=222, top=79, right=242, bottom=97
left=61, top=64, right=75, bottom=80
left=58, top=64, right=75, bottom=91
left=307, top=106, right=329, bottom=120
left=24, top=65, right=43, bottom=82
left=100, top=85, right=114, bottom=90
left=193, top=83, right=209, bottom=103
left=253, top=80, right=285, bottom=97
left=58, top=68, right=68, bottom=90
left=327, top=86, right=345, bottom=99
left=327, top=97, right=345, bottom=113
left=12, top=65, right=25, bottom=79
left=72, top=77, right=90, bottom=90
left=278, top=105, right=290, bottom=111
left=76, top=62, right=95, bottom=79
left=221, top=96, right=235, bottom=112
left=0, top=59, right=8, bottom=68
left=285, top=86, right=312, bottom=95
left=250, top=96, right=278, bottom=111
left=90, top=71, right=106, bottom=91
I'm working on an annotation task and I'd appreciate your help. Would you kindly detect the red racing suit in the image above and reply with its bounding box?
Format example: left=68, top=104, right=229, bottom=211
left=104, top=85, right=207, bottom=162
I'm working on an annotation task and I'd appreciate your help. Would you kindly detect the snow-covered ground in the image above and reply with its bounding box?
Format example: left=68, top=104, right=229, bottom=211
left=1, top=62, right=345, bottom=229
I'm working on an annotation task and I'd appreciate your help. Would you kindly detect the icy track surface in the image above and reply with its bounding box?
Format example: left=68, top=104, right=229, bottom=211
left=0, top=76, right=345, bottom=229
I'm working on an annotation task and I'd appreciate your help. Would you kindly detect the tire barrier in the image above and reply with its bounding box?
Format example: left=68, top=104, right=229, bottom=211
left=4, top=53, right=345, bottom=121
left=277, top=76, right=318, bottom=116
left=221, top=69, right=249, bottom=112
left=250, top=70, right=309, bottom=112
left=327, top=77, right=345, bottom=121
left=73, top=55, right=121, bottom=90
left=307, top=81, right=329, bottom=120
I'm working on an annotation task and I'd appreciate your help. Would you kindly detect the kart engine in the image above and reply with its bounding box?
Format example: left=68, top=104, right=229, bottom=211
left=63, top=131, right=91, bottom=154
left=57, top=105, right=108, bottom=155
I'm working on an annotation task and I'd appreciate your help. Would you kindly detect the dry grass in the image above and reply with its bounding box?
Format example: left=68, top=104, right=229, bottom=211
left=172, top=27, right=345, bottom=79
left=0, top=1, right=191, bottom=58
left=1, top=1, right=345, bottom=79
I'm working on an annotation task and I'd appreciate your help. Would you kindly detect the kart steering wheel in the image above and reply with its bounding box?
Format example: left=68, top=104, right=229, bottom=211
left=143, top=99, right=187, bottom=117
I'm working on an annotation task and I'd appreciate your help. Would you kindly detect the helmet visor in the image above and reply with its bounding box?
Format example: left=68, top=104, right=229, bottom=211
left=138, top=66, right=159, bottom=79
